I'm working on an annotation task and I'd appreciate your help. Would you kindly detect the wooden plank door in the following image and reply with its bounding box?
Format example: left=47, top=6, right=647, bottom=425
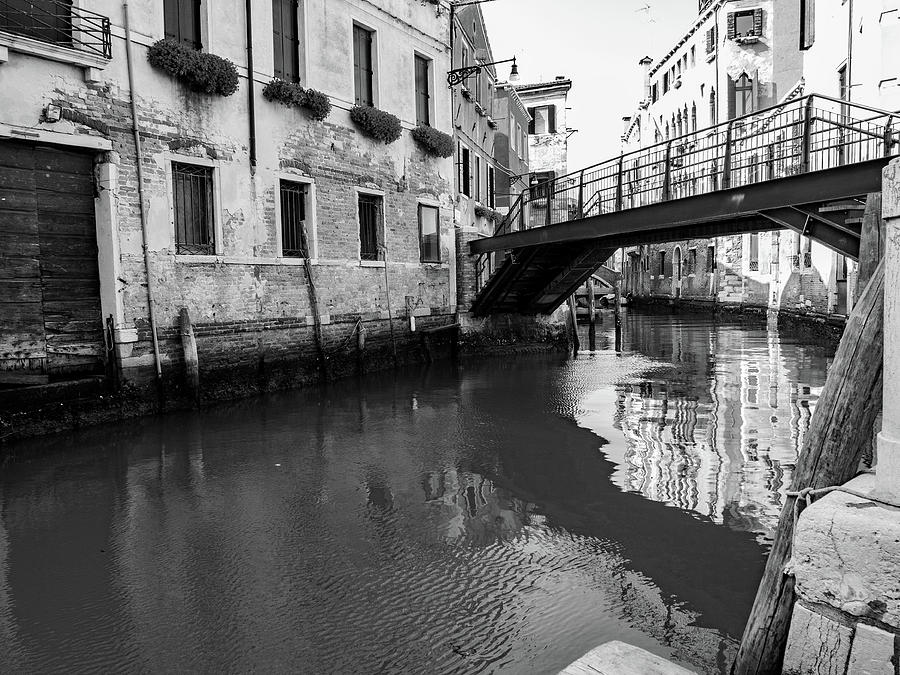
left=0, top=142, right=47, bottom=384
left=33, top=146, right=104, bottom=377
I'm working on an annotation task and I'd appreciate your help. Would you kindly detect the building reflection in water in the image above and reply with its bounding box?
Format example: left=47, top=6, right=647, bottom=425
left=578, top=312, right=828, bottom=541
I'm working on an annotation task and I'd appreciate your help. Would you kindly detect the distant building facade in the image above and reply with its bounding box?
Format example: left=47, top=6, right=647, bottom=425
left=491, top=82, right=531, bottom=211
left=515, top=77, right=573, bottom=184
left=617, top=0, right=872, bottom=322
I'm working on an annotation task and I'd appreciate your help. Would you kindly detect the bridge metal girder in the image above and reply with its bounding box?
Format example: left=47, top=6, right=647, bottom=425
left=470, top=159, right=887, bottom=255
left=469, top=246, right=540, bottom=316
left=791, top=205, right=862, bottom=238
left=756, top=207, right=860, bottom=259
left=524, top=244, right=613, bottom=313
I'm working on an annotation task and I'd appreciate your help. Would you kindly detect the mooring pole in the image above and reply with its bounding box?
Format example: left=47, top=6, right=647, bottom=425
left=587, top=278, right=596, bottom=351
left=567, top=295, right=580, bottom=356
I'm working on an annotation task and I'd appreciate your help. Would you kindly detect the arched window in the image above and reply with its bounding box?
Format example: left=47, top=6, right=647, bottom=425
left=733, top=73, right=754, bottom=117
left=709, top=88, right=717, bottom=125
left=665, top=122, right=670, bottom=139
left=676, top=111, right=683, bottom=137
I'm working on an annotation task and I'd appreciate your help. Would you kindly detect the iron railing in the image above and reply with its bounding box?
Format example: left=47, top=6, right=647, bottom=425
left=0, top=0, right=112, bottom=59
left=477, top=93, right=899, bottom=292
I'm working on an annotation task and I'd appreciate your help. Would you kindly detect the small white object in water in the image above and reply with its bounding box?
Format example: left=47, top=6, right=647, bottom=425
left=275, top=463, right=282, bottom=467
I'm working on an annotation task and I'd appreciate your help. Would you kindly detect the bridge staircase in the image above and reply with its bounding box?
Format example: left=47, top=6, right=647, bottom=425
left=471, top=94, right=898, bottom=316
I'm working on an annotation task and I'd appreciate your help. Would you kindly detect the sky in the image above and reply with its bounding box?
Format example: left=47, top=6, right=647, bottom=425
left=480, top=0, right=697, bottom=172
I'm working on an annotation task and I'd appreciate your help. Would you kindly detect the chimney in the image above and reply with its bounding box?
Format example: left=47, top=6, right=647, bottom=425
left=639, top=56, right=653, bottom=102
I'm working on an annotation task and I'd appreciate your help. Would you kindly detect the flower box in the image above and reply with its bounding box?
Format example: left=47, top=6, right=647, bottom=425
left=411, top=125, right=454, bottom=158
left=262, top=79, right=332, bottom=121
left=147, top=39, right=239, bottom=96
left=350, top=105, right=402, bottom=144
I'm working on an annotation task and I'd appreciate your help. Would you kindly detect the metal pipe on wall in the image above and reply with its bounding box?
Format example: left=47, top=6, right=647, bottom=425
left=123, top=1, right=162, bottom=384
left=245, top=0, right=257, bottom=171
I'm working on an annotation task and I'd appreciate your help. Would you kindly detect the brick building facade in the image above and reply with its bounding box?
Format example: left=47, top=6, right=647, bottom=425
left=0, top=0, right=459, bottom=392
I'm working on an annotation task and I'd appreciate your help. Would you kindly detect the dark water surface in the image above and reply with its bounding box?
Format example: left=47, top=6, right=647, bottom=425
left=0, top=311, right=835, bottom=674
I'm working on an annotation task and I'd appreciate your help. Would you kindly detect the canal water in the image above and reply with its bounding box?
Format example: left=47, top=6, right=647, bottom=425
left=0, top=310, right=836, bottom=674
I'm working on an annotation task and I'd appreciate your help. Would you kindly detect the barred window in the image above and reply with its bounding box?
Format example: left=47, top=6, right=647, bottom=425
left=419, top=204, right=440, bottom=263
left=358, top=193, right=384, bottom=261
left=280, top=180, right=309, bottom=257
left=172, top=162, right=214, bottom=255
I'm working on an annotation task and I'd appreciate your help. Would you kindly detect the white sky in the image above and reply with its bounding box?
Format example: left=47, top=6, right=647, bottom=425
left=481, top=0, right=697, bottom=173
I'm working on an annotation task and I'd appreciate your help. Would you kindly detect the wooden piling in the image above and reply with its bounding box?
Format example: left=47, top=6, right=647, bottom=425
left=179, top=307, right=200, bottom=402
left=587, top=278, right=597, bottom=351
left=567, top=295, right=580, bottom=354
left=356, top=324, right=366, bottom=375
left=732, top=260, right=885, bottom=674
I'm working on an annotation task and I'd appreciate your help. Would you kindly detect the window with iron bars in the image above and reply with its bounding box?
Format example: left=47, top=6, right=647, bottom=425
left=358, top=193, right=384, bottom=261
left=172, top=162, right=214, bottom=255
left=280, top=180, right=309, bottom=258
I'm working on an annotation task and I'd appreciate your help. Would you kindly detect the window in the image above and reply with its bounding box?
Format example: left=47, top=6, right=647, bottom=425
left=728, top=9, right=763, bottom=39
left=689, top=248, right=697, bottom=274
left=730, top=73, right=755, bottom=118
left=663, top=72, right=670, bottom=93
left=358, top=193, right=383, bottom=261
left=709, top=88, right=717, bottom=124
left=415, top=54, right=431, bottom=126
left=749, top=233, right=759, bottom=271
left=172, top=162, right=214, bottom=255
left=527, top=106, right=556, bottom=135
left=273, top=0, right=300, bottom=83
left=418, top=204, right=440, bottom=263
left=474, top=155, right=481, bottom=202
left=461, top=146, right=471, bottom=197
left=658, top=250, right=666, bottom=276
left=651, top=83, right=659, bottom=103
left=488, top=167, right=495, bottom=208
left=690, top=45, right=696, bottom=67
left=691, top=102, right=697, bottom=132
left=164, top=0, right=201, bottom=49
left=800, top=0, right=815, bottom=49
left=0, top=0, right=73, bottom=45
left=279, top=180, right=309, bottom=257
left=705, top=25, right=716, bottom=54
left=353, top=24, right=374, bottom=106
left=706, top=245, right=716, bottom=272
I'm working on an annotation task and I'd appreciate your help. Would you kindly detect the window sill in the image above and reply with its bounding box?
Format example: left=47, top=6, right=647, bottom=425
left=420, top=261, right=448, bottom=270
left=360, top=260, right=386, bottom=268
left=734, top=36, right=761, bottom=45
left=0, top=31, right=109, bottom=78
left=175, top=254, right=220, bottom=264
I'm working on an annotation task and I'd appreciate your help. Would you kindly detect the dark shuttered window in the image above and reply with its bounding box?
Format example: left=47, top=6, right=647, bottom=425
left=358, top=193, right=383, bottom=261
left=800, top=0, right=815, bottom=49
left=353, top=24, right=374, bottom=107
left=273, top=0, right=300, bottom=83
left=415, top=55, right=430, bottom=126
left=164, top=0, right=201, bottom=49
left=172, top=162, right=214, bottom=255
left=280, top=180, right=308, bottom=257
left=461, top=146, right=471, bottom=197
left=418, top=204, right=440, bottom=263
left=728, top=9, right=762, bottom=39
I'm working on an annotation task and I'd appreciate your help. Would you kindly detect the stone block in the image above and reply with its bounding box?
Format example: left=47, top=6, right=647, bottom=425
left=790, top=474, right=900, bottom=627
left=847, top=623, right=895, bottom=674
left=783, top=604, right=853, bottom=675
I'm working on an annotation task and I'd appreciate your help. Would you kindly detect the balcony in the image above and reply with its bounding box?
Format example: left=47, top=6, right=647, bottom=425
left=0, top=0, right=111, bottom=75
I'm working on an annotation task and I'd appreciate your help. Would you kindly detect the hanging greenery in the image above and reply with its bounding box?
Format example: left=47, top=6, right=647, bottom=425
left=350, top=105, right=402, bottom=144
left=262, top=79, right=332, bottom=121
left=147, top=39, right=239, bottom=96
left=411, top=125, right=454, bottom=158
left=475, top=204, right=503, bottom=222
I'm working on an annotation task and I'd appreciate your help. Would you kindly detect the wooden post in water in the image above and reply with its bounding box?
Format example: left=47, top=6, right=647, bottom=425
left=732, top=260, right=885, bottom=674
left=587, top=278, right=597, bottom=351
left=179, top=307, right=200, bottom=402
left=567, top=295, right=580, bottom=355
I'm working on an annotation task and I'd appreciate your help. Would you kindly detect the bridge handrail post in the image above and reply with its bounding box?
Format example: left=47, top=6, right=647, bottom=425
left=723, top=121, right=734, bottom=190
left=577, top=170, right=585, bottom=218
left=885, top=115, right=894, bottom=158
left=615, top=155, right=624, bottom=211
left=662, top=141, right=673, bottom=201
left=800, top=96, right=814, bottom=173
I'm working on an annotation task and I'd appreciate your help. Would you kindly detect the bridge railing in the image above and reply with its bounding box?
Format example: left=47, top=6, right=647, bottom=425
left=477, top=93, right=898, bottom=297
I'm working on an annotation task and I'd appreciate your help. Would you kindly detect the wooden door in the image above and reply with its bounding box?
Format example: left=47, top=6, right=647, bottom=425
left=0, top=141, right=104, bottom=383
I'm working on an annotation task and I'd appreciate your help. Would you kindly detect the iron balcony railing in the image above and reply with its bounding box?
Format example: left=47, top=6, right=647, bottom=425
left=0, top=0, right=112, bottom=59
left=475, top=93, right=900, bottom=294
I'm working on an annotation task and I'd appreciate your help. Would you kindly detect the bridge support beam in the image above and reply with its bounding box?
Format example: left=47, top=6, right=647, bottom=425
left=757, top=207, right=860, bottom=260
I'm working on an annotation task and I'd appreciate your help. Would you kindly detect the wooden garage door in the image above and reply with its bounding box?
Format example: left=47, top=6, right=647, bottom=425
left=0, top=141, right=104, bottom=383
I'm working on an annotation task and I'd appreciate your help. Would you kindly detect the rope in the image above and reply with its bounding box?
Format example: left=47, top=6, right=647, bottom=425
left=787, top=471, right=900, bottom=532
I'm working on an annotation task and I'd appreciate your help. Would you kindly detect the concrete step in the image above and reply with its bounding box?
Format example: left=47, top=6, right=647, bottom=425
left=559, top=641, right=696, bottom=675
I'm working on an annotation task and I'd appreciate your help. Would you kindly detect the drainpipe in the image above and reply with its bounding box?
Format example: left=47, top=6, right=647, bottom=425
left=245, top=0, right=257, bottom=172
left=846, top=0, right=853, bottom=104
left=123, top=1, right=162, bottom=384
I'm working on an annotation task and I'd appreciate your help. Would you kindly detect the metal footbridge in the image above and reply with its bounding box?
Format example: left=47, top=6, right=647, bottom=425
left=471, top=94, right=899, bottom=316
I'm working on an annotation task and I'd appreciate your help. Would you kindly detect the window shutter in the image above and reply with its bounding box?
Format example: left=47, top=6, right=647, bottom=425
left=800, top=0, right=816, bottom=49
left=726, top=12, right=736, bottom=40
left=273, top=0, right=284, bottom=80
left=527, top=107, right=536, bottom=134
left=548, top=106, right=557, bottom=134
left=727, top=77, right=736, bottom=119
left=753, top=9, right=763, bottom=36
left=706, top=27, right=714, bottom=54
left=164, top=0, right=179, bottom=41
